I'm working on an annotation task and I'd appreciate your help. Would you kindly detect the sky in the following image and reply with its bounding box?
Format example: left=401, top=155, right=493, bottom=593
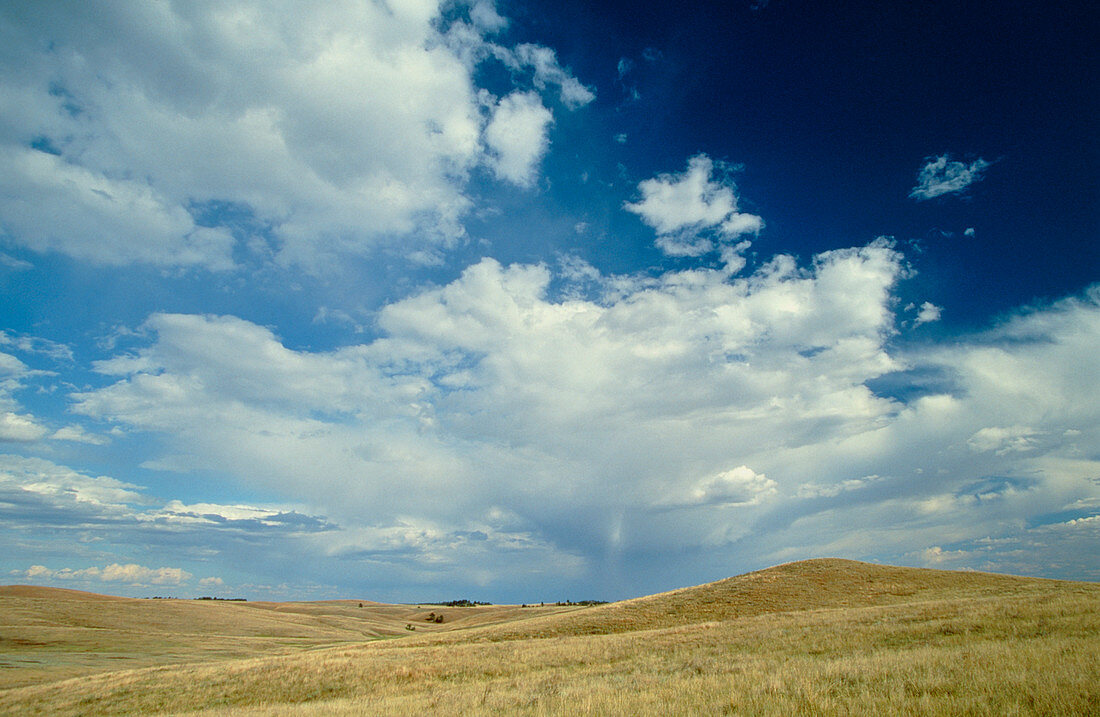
left=0, top=0, right=1097, bottom=602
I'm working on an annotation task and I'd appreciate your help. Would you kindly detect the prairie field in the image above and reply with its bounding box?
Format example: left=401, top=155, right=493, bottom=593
left=2, top=559, right=1098, bottom=715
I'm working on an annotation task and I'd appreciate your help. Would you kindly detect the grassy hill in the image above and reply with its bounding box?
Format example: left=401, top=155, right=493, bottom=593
left=2, top=559, right=1098, bottom=715
left=0, top=585, right=580, bottom=689
left=422, top=558, right=1066, bottom=642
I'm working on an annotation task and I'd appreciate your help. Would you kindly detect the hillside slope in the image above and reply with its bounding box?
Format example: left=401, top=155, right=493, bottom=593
left=0, top=585, right=131, bottom=601
left=0, top=587, right=578, bottom=689
left=2, top=560, right=1097, bottom=715
left=416, top=558, right=1073, bottom=642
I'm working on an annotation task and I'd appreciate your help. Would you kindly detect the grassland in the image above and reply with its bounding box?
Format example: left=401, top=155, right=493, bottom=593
left=2, top=559, right=1098, bottom=715
left=0, top=586, right=579, bottom=690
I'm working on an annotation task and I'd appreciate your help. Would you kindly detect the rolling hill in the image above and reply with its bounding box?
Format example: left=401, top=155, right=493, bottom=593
left=0, top=585, right=579, bottom=689
left=422, top=557, right=1068, bottom=642
left=2, top=559, right=1098, bottom=715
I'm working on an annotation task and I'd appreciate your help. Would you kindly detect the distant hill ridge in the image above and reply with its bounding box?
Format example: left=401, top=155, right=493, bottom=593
left=0, top=584, right=132, bottom=601
left=4, top=556, right=1095, bottom=703
left=1, top=558, right=1071, bottom=615
left=3, top=557, right=1098, bottom=711
left=417, top=558, right=1080, bottom=642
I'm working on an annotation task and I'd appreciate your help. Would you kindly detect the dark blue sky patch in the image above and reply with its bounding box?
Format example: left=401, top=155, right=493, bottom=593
left=864, top=365, right=962, bottom=405
left=955, top=476, right=1033, bottom=501
left=1026, top=509, right=1100, bottom=531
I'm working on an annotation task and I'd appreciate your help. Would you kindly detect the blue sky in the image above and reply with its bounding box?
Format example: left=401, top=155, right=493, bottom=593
left=1, top=0, right=1097, bottom=602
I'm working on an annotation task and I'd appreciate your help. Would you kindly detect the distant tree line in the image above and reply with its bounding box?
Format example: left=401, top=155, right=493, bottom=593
left=436, top=599, right=492, bottom=607
left=145, top=596, right=247, bottom=601
left=521, top=599, right=607, bottom=607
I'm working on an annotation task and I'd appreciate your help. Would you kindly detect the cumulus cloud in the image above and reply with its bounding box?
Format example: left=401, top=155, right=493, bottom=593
left=916, top=546, right=973, bottom=567
left=625, top=154, right=763, bottom=260
left=0, top=0, right=590, bottom=269
left=12, top=563, right=195, bottom=586
left=910, top=154, right=991, bottom=200
left=484, top=92, right=553, bottom=186
left=468, top=0, right=508, bottom=33
left=913, top=301, right=942, bottom=326
left=60, top=248, right=1100, bottom=591
left=0, top=411, right=47, bottom=442
left=967, top=425, right=1041, bottom=454
left=69, top=239, right=912, bottom=587
left=684, top=466, right=776, bottom=507
left=0, top=349, right=50, bottom=442
left=0, top=146, right=236, bottom=269
left=0, top=351, right=29, bottom=376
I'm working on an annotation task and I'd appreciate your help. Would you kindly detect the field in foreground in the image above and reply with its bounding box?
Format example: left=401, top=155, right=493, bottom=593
left=2, top=559, right=1098, bottom=715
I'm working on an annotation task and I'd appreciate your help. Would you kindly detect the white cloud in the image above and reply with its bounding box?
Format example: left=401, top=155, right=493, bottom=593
left=910, top=154, right=991, bottom=200
left=155, top=500, right=294, bottom=526
left=625, top=155, right=738, bottom=234
left=62, top=251, right=1100, bottom=590
left=916, top=546, right=973, bottom=567
left=0, top=346, right=54, bottom=443
left=625, top=154, right=763, bottom=259
left=767, top=289, right=1100, bottom=573
left=0, top=453, right=331, bottom=540
left=0, top=452, right=349, bottom=595
left=913, top=301, right=942, bottom=326
left=0, top=0, right=591, bottom=269
left=0, top=331, right=73, bottom=362
left=468, top=0, right=508, bottom=33
left=69, top=239, right=910, bottom=584
left=484, top=92, right=553, bottom=187
left=314, top=516, right=585, bottom=586
left=50, top=425, right=111, bottom=445
left=967, top=425, right=1040, bottom=454
left=721, top=212, right=765, bottom=237
left=0, top=123, right=1071, bottom=588
left=0, top=351, right=27, bottom=376
left=684, top=466, right=776, bottom=507
left=0, top=454, right=148, bottom=507
left=0, top=411, right=47, bottom=442
left=12, top=563, right=194, bottom=586
left=0, top=146, right=236, bottom=270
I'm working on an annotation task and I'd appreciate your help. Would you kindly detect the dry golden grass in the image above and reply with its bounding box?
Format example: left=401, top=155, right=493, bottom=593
left=418, top=558, right=1066, bottom=643
left=2, top=559, right=1098, bottom=716
left=0, top=585, right=579, bottom=689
